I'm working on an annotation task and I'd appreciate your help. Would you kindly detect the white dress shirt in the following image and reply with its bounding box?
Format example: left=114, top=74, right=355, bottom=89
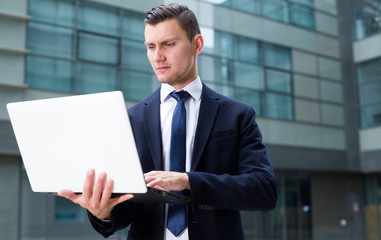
left=160, top=77, right=203, bottom=240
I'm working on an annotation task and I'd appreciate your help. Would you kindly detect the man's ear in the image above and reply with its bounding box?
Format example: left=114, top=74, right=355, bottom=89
left=193, top=34, right=204, bottom=56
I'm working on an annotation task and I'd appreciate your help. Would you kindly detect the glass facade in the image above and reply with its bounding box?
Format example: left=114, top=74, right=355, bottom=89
left=353, top=0, right=381, bottom=40
left=203, top=0, right=317, bottom=31
left=199, top=28, right=293, bottom=120
left=26, top=0, right=156, bottom=98
left=13, top=0, right=347, bottom=239
left=243, top=172, right=312, bottom=240
left=357, top=57, right=381, bottom=128
left=23, top=1, right=317, bottom=239
left=55, top=197, right=84, bottom=222
left=27, top=0, right=295, bottom=121
left=364, top=174, right=381, bottom=240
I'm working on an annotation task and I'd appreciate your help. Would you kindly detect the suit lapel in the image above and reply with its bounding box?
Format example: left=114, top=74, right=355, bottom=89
left=141, top=84, right=220, bottom=171
left=191, top=84, right=220, bottom=171
left=142, top=88, right=163, bottom=170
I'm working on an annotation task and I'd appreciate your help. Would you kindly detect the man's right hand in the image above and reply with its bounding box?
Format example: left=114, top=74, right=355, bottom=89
left=58, top=169, right=134, bottom=220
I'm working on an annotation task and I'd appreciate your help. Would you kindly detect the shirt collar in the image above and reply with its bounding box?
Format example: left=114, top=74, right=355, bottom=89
left=160, top=76, right=203, bottom=103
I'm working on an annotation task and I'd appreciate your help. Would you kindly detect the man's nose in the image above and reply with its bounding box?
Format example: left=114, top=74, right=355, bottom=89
left=153, top=47, right=165, bottom=62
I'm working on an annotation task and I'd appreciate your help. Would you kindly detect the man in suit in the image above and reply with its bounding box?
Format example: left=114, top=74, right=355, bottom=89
left=59, top=3, right=277, bottom=240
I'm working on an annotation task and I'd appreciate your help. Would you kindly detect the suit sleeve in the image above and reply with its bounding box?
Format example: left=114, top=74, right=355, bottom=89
left=87, top=201, right=133, bottom=238
left=187, top=106, right=277, bottom=212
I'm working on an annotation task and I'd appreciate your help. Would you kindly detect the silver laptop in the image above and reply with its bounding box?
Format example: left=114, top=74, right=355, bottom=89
left=7, top=91, right=191, bottom=204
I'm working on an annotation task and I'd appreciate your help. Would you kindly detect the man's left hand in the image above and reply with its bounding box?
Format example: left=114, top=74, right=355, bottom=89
left=144, top=171, right=190, bottom=191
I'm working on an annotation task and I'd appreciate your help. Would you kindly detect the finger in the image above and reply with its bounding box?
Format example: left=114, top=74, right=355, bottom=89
left=117, top=194, right=134, bottom=204
left=153, top=185, right=166, bottom=190
left=144, top=170, right=162, bottom=177
left=100, top=178, right=114, bottom=205
left=92, top=171, right=107, bottom=202
left=58, top=190, right=81, bottom=203
left=109, top=193, right=135, bottom=208
left=82, top=169, right=95, bottom=200
left=146, top=177, right=165, bottom=189
left=144, top=171, right=167, bottom=183
left=144, top=175, right=157, bottom=185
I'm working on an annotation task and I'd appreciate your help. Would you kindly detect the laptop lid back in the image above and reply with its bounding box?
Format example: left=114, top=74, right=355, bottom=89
left=7, top=91, right=147, bottom=194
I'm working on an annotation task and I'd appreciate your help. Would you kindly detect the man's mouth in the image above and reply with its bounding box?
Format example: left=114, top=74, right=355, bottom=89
left=156, top=66, right=170, bottom=71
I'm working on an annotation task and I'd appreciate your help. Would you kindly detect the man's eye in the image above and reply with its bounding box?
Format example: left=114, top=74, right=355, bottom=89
left=166, top=43, right=174, bottom=47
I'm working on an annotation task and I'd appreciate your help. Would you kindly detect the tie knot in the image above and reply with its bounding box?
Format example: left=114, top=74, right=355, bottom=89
left=170, top=91, right=190, bottom=102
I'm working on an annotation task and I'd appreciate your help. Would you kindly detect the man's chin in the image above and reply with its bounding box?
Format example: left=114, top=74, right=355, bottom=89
left=156, top=77, right=174, bottom=85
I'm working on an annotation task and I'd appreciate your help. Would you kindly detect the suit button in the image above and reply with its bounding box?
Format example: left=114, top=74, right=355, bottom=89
left=198, top=204, right=214, bottom=211
left=157, top=226, right=163, bottom=232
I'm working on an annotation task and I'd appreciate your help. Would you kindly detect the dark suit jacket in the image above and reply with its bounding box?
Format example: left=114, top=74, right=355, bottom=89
left=89, top=83, right=277, bottom=240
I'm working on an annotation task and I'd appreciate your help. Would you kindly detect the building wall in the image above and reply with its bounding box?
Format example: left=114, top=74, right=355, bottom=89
left=0, top=0, right=373, bottom=239
left=20, top=171, right=125, bottom=240
left=0, top=1, right=28, bottom=239
left=353, top=34, right=381, bottom=63
left=0, top=156, right=21, bottom=240
left=16, top=0, right=346, bottom=155
left=353, top=34, right=381, bottom=172
left=0, top=1, right=28, bottom=88
left=178, top=0, right=346, bottom=155
left=312, top=173, right=365, bottom=240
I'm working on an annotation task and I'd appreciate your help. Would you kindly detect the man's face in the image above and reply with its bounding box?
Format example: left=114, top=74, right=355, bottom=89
left=144, top=19, right=199, bottom=89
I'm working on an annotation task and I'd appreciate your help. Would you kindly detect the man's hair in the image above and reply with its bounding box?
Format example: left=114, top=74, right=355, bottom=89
left=144, top=3, right=201, bottom=41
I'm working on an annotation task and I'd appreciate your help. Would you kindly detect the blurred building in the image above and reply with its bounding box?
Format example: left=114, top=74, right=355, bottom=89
left=0, top=0, right=380, bottom=239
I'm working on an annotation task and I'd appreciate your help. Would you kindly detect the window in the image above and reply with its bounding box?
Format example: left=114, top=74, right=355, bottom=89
left=199, top=55, right=232, bottom=85
left=290, top=0, right=313, bottom=7
left=26, top=56, right=72, bottom=92
left=234, top=62, right=265, bottom=90
left=202, top=0, right=318, bottom=32
left=123, top=13, right=145, bottom=41
left=353, top=0, right=381, bottom=40
left=76, top=62, right=119, bottom=94
left=78, top=32, right=119, bottom=65
left=232, top=0, right=261, bottom=15
left=207, top=83, right=234, bottom=98
left=264, top=44, right=291, bottom=70
left=78, top=2, right=120, bottom=36
left=27, top=0, right=150, bottom=101
left=359, top=82, right=381, bottom=105
left=28, top=22, right=74, bottom=58
left=358, top=57, right=381, bottom=83
left=201, top=29, right=233, bottom=58
left=122, top=40, right=150, bottom=70
left=290, top=3, right=315, bottom=29
left=357, top=58, right=381, bottom=128
left=29, top=0, right=74, bottom=27
left=242, top=172, right=312, bottom=240
left=266, top=69, right=291, bottom=93
left=200, top=29, right=293, bottom=121
left=360, top=105, right=381, bottom=128
left=202, top=0, right=231, bottom=6
left=122, top=71, right=157, bottom=101
left=234, top=36, right=261, bottom=64
left=262, top=0, right=289, bottom=22
left=284, top=172, right=312, bottom=240
left=266, top=93, right=293, bottom=120
left=364, top=174, right=381, bottom=240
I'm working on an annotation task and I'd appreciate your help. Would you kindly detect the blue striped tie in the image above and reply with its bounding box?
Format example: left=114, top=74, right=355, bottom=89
left=167, top=91, right=189, bottom=236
